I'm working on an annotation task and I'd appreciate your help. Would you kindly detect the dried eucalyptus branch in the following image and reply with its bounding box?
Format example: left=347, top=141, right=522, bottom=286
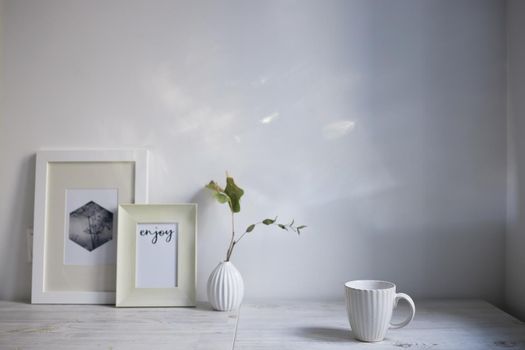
left=205, top=174, right=306, bottom=262
left=226, top=217, right=307, bottom=261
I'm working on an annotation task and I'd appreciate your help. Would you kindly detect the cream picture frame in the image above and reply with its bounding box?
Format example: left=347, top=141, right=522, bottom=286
left=31, top=150, right=149, bottom=304
left=116, top=204, right=197, bottom=307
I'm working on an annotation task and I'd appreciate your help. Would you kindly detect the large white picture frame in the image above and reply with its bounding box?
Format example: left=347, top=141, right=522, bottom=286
left=116, top=204, right=197, bottom=307
left=32, top=150, right=149, bottom=304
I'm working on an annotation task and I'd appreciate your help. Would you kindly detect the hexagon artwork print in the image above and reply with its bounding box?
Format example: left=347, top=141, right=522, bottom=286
left=69, top=201, right=114, bottom=251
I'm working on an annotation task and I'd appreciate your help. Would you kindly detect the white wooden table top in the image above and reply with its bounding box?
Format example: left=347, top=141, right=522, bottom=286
left=235, top=300, right=525, bottom=350
left=0, top=301, right=238, bottom=350
left=0, top=300, right=524, bottom=349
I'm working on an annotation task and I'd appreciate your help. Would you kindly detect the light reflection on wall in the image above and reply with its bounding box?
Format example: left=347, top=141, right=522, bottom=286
left=322, top=120, right=355, bottom=140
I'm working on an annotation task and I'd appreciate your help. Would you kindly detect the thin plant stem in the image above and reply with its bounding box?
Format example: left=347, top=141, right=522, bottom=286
left=225, top=216, right=303, bottom=262
left=226, top=211, right=236, bottom=261
left=234, top=221, right=262, bottom=245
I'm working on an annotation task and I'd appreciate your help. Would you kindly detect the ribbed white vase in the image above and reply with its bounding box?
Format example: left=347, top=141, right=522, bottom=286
left=207, top=261, right=244, bottom=311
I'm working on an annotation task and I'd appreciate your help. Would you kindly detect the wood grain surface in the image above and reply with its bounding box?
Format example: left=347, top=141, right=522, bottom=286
left=0, top=300, right=524, bottom=349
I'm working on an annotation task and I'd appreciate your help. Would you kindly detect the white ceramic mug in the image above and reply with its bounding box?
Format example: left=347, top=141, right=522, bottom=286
left=344, top=280, right=415, bottom=342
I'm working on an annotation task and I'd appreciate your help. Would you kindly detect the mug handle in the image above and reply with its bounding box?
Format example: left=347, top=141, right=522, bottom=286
left=389, top=293, right=416, bottom=329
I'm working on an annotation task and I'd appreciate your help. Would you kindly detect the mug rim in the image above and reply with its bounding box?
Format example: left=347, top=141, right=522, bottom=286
left=345, top=279, right=396, bottom=291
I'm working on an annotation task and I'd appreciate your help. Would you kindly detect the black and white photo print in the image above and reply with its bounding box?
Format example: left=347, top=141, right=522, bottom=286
left=69, top=201, right=113, bottom=251
left=64, top=189, right=118, bottom=266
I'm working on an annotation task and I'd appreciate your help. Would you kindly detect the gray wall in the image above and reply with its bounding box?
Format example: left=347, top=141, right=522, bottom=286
left=0, top=0, right=507, bottom=304
left=506, top=0, right=525, bottom=320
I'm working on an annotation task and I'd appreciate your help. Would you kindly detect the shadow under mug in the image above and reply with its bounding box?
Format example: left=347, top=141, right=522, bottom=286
left=344, top=280, right=415, bottom=342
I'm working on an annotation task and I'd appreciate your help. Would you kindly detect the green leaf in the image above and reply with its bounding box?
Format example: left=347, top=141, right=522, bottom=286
left=278, top=224, right=288, bottom=230
left=213, top=192, right=230, bottom=204
left=205, top=181, right=232, bottom=206
left=205, top=180, right=223, bottom=192
left=224, top=176, right=244, bottom=213
left=246, top=224, right=256, bottom=233
left=262, top=218, right=276, bottom=225
left=297, top=225, right=307, bottom=230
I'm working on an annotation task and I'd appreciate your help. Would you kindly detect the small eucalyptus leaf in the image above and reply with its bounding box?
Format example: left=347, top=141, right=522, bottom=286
left=297, top=225, right=307, bottom=230
left=278, top=224, right=288, bottom=230
left=246, top=224, right=256, bottom=233
left=262, top=218, right=275, bottom=225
